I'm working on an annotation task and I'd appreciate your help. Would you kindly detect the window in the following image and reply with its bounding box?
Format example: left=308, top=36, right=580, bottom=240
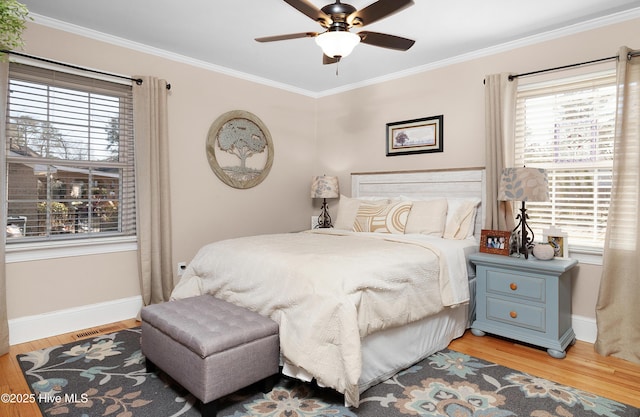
left=514, top=71, right=616, bottom=252
left=4, top=63, right=136, bottom=246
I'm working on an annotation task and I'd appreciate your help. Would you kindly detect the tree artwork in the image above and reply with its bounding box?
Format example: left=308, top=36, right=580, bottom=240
left=206, top=110, right=274, bottom=189
left=217, top=118, right=267, bottom=172
left=394, top=131, right=409, bottom=147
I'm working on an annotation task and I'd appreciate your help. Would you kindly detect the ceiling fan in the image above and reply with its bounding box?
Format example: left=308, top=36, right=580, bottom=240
left=255, top=0, right=415, bottom=64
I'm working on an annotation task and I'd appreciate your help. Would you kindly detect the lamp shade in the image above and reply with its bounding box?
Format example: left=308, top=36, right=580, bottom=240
left=315, top=31, right=360, bottom=58
left=498, top=167, right=549, bottom=202
left=311, top=175, right=340, bottom=199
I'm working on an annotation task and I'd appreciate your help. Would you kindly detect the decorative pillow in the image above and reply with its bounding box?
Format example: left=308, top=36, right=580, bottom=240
left=443, top=198, right=481, bottom=240
left=353, top=201, right=413, bottom=234
left=404, top=198, right=448, bottom=236
left=334, top=195, right=390, bottom=230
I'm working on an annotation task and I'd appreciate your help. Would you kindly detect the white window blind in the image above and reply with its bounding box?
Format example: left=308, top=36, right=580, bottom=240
left=5, top=63, right=136, bottom=244
left=514, top=71, right=616, bottom=250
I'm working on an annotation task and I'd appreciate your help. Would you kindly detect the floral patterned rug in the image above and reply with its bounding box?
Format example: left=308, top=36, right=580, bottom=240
left=17, top=327, right=639, bottom=417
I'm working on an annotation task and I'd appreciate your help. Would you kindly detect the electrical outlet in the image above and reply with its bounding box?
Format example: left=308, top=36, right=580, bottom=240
left=177, top=262, right=187, bottom=276
left=311, top=216, right=319, bottom=229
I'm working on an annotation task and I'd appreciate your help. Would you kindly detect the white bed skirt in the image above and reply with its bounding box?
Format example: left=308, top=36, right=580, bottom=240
left=281, top=302, right=469, bottom=394
left=358, top=302, right=468, bottom=392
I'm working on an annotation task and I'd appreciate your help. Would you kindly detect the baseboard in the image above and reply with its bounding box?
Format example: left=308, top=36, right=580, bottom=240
left=7, top=298, right=598, bottom=346
left=572, top=314, right=597, bottom=344
left=8, top=296, right=143, bottom=345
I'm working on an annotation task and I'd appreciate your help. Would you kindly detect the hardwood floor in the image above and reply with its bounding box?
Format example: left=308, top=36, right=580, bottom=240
left=449, top=331, right=640, bottom=409
left=1, top=321, right=639, bottom=417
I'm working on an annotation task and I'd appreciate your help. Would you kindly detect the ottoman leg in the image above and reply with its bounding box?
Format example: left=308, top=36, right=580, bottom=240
left=145, top=358, right=157, bottom=373
left=261, top=374, right=279, bottom=393
left=200, top=399, right=218, bottom=417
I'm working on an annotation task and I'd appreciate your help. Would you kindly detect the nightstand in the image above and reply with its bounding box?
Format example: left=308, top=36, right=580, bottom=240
left=469, top=252, right=578, bottom=359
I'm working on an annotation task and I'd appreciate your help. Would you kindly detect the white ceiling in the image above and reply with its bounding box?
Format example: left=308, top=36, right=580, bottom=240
left=19, top=0, right=640, bottom=96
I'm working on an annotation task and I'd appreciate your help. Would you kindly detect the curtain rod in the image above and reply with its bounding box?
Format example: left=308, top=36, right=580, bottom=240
left=508, top=49, right=640, bottom=81
left=1, top=50, right=171, bottom=90
left=508, top=56, right=618, bottom=81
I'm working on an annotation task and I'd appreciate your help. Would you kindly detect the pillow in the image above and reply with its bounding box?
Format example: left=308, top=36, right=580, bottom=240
left=404, top=198, right=448, bottom=236
left=334, top=195, right=390, bottom=230
left=443, top=198, right=481, bottom=239
left=353, top=201, right=413, bottom=234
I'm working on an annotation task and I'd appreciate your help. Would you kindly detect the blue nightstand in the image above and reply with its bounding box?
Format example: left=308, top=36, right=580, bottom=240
left=469, top=252, right=578, bottom=358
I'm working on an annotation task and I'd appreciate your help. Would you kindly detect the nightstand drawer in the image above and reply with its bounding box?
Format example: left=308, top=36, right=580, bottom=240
left=486, top=297, right=546, bottom=332
left=486, top=270, right=545, bottom=302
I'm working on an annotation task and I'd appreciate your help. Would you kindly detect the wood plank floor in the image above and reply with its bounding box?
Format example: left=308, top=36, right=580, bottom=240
left=449, top=331, right=640, bottom=409
left=1, top=321, right=638, bottom=417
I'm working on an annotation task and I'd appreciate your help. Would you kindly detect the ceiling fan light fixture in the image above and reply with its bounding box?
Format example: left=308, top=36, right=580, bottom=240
left=315, top=31, right=360, bottom=58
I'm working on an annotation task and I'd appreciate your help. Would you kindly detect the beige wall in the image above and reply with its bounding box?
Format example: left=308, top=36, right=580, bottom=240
left=316, top=17, right=640, bottom=320
left=6, top=22, right=318, bottom=319
left=6, top=251, right=139, bottom=317
left=5, top=16, right=640, bottom=325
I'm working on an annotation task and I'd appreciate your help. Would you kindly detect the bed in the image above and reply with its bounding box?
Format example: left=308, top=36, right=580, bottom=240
left=170, top=168, right=485, bottom=407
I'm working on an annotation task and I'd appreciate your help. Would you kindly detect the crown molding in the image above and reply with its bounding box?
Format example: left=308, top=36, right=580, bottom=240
left=30, top=7, right=640, bottom=98
left=29, top=14, right=319, bottom=98
left=315, top=7, right=640, bottom=97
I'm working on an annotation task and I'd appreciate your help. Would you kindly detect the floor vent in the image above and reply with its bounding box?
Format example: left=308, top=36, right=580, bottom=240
left=73, top=325, right=121, bottom=340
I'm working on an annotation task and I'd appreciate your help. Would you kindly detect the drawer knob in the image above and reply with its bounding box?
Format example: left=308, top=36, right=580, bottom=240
left=510, top=282, right=518, bottom=291
left=510, top=311, right=518, bottom=319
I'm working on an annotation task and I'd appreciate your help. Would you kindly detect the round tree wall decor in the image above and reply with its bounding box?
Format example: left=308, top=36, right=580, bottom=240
left=206, top=110, right=274, bottom=189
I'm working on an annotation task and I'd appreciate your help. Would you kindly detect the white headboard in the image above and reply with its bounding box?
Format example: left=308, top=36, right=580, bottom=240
left=351, top=168, right=486, bottom=241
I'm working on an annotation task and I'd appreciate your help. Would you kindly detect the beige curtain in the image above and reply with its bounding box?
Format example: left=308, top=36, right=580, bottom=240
left=133, top=77, right=174, bottom=305
left=595, top=47, right=640, bottom=364
left=0, top=62, right=9, bottom=355
left=484, top=73, right=516, bottom=230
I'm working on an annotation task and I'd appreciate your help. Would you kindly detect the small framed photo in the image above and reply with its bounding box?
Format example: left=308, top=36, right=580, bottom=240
left=480, top=229, right=511, bottom=256
left=543, top=226, right=568, bottom=258
left=386, top=115, right=443, bottom=156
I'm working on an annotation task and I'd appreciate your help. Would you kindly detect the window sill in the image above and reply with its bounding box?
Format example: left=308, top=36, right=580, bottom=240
left=6, top=236, right=138, bottom=263
left=568, top=245, right=603, bottom=266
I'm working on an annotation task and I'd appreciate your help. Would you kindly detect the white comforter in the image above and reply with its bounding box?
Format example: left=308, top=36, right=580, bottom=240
left=170, top=229, right=472, bottom=406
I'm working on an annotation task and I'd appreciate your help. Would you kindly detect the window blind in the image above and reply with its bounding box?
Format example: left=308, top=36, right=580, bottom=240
left=514, top=71, right=616, bottom=249
left=5, top=62, right=136, bottom=243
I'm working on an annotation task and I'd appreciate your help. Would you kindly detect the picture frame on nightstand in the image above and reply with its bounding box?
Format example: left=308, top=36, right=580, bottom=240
left=479, top=229, right=510, bottom=256
left=543, top=226, right=568, bottom=258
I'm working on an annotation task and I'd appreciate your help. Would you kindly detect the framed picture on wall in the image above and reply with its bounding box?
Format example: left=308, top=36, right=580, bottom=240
left=480, top=229, right=511, bottom=256
left=386, top=115, right=443, bottom=156
left=206, top=110, right=274, bottom=189
left=543, top=226, right=568, bottom=258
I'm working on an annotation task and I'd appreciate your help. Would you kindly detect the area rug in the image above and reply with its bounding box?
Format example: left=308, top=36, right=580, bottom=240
left=17, top=327, right=639, bottom=417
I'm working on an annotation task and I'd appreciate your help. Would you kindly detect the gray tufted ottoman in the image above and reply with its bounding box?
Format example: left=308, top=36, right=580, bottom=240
left=140, top=295, right=280, bottom=416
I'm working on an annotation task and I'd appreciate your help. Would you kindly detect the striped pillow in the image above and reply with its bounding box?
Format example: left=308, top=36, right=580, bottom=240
left=353, top=201, right=413, bottom=234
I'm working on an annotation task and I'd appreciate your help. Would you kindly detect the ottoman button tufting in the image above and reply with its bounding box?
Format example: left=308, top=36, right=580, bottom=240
left=140, top=295, right=280, bottom=417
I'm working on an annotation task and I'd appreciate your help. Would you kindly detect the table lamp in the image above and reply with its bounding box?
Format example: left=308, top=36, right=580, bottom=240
left=498, top=167, right=549, bottom=258
left=310, top=175, right=339, bottom=228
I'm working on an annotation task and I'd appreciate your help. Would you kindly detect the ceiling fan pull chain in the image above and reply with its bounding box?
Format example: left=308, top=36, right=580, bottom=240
left=335, top=60, right=339, bottom=76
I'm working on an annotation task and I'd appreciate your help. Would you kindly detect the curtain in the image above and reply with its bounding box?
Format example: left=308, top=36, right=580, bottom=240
left=484, top=73, right=517, bottom=231
left=0, top=62, right=9, bottom=355
left=595, top=47, right=640, bottom=364
left=133, top=77, right=174, bottom=305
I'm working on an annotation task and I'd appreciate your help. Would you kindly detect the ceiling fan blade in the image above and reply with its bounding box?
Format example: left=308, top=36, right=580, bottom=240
left=348, top=0, right=414, bottom=27
left=358, top=31, right=415, bottom=51
left=284, top=0, right=331, bottom=26
left=323, top=54, right=340, bottom=65
left=255, top=32, right=319, bottom=42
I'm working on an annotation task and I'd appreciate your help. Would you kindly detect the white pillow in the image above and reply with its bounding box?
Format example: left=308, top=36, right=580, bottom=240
left=443, top=198, right=481, bottom=239
left=352, top=201, right=413, bottom=234
left=404, top=198, right=448, bottom=236
left=334, top=195, right=390, bottom=230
